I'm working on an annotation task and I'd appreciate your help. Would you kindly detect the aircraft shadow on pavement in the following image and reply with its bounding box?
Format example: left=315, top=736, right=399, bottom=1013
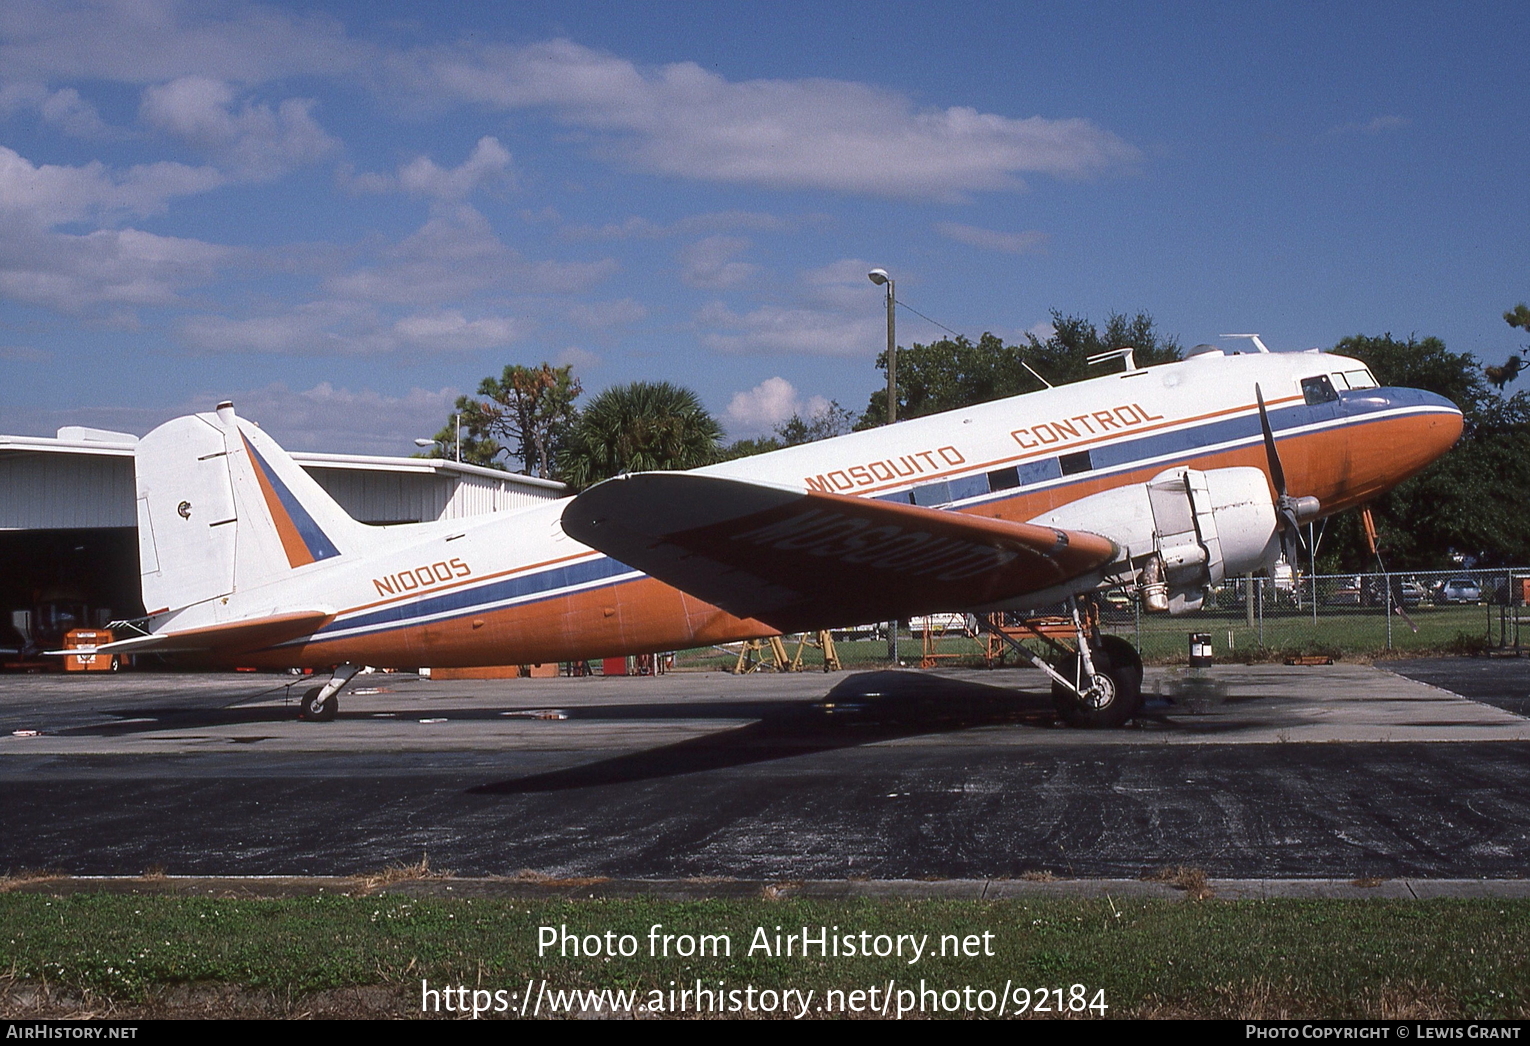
left=470, top=671, right=1055, bottom=795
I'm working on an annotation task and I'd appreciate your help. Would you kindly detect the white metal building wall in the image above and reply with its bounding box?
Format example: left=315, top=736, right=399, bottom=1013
left=0, top=451, right=137, bottom=530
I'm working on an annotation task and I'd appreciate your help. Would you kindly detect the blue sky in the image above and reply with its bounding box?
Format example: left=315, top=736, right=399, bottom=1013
left=1, top=1, right=1525, bottom=455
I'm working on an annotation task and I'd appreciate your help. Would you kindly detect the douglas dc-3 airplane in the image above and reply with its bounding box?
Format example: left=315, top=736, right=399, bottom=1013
left=75, top=341, right=1462, bottom=727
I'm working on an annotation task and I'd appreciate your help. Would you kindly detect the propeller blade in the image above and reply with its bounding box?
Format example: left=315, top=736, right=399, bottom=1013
left=1359, top=505, right=1380, bottom=559
left=1256, top=383, right=1301, bottom=562
left=1254, top=383, right=1288, bottom=497
left=1357, top=504, right=1418, bottom=632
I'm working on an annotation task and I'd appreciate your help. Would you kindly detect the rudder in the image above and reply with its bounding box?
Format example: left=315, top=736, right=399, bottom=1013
left=135, top=402, right=368, bottom=614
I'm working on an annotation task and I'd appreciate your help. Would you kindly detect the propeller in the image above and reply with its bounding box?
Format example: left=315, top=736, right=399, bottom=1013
left=1360, top=503, right=1419, bottom=633
left=1255, top=384, right=1320, bottom=565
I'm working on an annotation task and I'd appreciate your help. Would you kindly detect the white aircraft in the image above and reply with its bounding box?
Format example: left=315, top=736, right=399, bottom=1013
left=77, top=343, right=1462, bottom=727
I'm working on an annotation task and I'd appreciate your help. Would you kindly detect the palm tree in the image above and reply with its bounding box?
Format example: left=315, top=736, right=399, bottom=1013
left=560, top=381, right=724, bottom=489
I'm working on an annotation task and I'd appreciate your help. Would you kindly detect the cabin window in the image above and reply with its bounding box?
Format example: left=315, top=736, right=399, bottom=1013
left=912, top=480, right=952, bottom=506
left=986, top=466, right=1019, bottom=491
left=1301, top=375, right=1339, bottom=405
left=1059, top=450, right=1094, bottom=476
left=1018, top=458, right=1063, bottom=486
left=875, top=491, right=913, bottom=504
left=947, top=475, right=990, bottom=502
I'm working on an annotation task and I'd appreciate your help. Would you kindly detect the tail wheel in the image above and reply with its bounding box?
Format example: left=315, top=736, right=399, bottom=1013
left=1051, top=635, right=1144, bottom=728
left=298, top=686, right=338, bottom=722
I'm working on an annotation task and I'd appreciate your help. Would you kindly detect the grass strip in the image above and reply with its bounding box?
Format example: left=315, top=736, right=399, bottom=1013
left=2, top=895, right=1527, bottom=1018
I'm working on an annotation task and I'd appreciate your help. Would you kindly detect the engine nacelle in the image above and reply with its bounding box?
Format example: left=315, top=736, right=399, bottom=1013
left=1029, top=466, right=1280, bottom=613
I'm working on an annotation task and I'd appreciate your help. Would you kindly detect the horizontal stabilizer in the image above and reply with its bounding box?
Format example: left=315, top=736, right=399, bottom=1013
left=52, top=610, right=333, bottom=657
left=561, top=473, right=1116, bottom=633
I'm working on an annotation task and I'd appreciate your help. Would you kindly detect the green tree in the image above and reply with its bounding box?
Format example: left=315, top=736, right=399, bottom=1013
left=720, top=400, right=856, bottom=460
left=425, top=363, right=582, bottom=477
left=1029, top=310, right=1183, bottom=384
left=421, top=395, right=507, bottom=469
left=1320, top=333, right=1530, bottom=569
left=858, top=311, right=1181, bottom=425
left=560, top=381, right=724, bottom=489
left=1506, top=303, right=1530, bottom=339
left=774, top=400, right=855, bottom=446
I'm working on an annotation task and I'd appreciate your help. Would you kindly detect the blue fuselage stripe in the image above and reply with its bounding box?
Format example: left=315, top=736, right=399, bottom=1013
left=314, top=555, right=636, bottom=639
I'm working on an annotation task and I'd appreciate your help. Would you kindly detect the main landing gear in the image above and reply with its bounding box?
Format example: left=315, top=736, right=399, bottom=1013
left=296, top=663, right=359, bottom=722
left=981, top=600, right=1144, bottom=729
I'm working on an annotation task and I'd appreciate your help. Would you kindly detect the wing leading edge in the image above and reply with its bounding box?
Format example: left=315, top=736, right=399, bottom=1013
left=561, top=473, right=1117, bottom=633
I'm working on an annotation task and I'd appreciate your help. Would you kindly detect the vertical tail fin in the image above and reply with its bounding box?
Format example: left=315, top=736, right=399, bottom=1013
left=135, top=402, right=369, bottom=614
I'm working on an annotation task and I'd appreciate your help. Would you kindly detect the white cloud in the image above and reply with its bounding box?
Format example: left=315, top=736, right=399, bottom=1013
left=699, top=301, right=881, bottom=357
left=38, top=87, right=111, bottom=137
left=723, top=376, right=834, bottom=436
left=934, top=221, right=1047, bottom=255
left=799, top=256, right=888, bottom=309
left=695, top=257, right=887, bottom=356
left=0, top=1, right=369, bottom=86
left=178, top=301, right=381, bottom=356
left=392, top=310, right=528, bottom=352
left=230, top=382, right=465, bottom=455
left=397, top=136, right=515, bottom=200
left=566, top=298, right=646, bottom=329
left=324, top=205, right=617, bottom=305
left=0, top=222, right=231, bottom=312
left=0, top=145, right=223, bottom=227
left=0, top=83, right=114, bottom=137
left=0, top=381, right=462, bottom=457
left=679, top=235, right=758, bottom=289
left=140, top=76, right=338, bottom=180
left=177, top=300, right=528, bottom=356
left=554, top=345, right=602, bottom=372
left=417, top=39, right=1137, bottom=200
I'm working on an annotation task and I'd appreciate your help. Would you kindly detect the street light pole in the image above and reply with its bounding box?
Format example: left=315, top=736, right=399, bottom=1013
left=868, top=268, right=899, bottom=664
left=868, top=268, right=895, bottom=424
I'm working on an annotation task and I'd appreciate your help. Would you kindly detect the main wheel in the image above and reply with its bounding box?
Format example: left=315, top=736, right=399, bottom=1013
left=1051, top=635, right=1144, bottom=728
left=298, top=685, right=338, bottom=722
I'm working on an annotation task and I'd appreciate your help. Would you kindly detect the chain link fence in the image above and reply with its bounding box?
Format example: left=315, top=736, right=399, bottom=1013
left=1112, top=568, right=1530, bottom=661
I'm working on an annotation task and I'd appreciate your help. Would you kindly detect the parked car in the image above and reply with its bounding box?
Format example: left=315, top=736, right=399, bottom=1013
left=1326, top=584, right=1362, bottom=606
left=1435, top=577, right=1482, bottom=605
left=829, top=623, right=885, bottom=642
left=909, top=613, right=966, bottom=637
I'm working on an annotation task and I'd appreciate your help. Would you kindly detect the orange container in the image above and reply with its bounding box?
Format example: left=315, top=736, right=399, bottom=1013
left=63, top=629, right=114, bottom=672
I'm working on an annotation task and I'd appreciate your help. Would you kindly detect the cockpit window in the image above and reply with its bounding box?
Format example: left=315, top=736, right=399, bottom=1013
left=1301, top=374, right=1340, bottom=405
left=1340, top=368, right=1378, bottom=389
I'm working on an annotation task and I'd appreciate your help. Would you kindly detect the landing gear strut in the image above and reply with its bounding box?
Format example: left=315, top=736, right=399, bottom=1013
left=981, top=600, right=1144, bottom=729
left=1050, top=634, right=1143, bottom=728
left=296, top=663, right=358, bottom=722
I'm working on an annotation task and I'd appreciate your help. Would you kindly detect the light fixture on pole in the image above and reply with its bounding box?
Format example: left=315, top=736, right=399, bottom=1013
left=414, top=413, right=462, bottom=463
left=867, top=268, right=895, bottom=425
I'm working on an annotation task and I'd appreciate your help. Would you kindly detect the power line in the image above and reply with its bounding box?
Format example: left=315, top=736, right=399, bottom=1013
left=894, top=298, right=965, bottom=340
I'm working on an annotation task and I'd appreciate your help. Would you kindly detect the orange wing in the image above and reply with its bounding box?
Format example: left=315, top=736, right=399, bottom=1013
left=562, top=473, right=1117, bottom=633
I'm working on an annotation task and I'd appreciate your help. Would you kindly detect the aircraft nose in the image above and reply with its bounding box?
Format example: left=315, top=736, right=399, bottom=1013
left=1346, top=386, right=1463, bottom=472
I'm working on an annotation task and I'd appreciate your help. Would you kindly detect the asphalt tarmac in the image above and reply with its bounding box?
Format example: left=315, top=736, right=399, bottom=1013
left=3, top=657, right=1530, bottom=880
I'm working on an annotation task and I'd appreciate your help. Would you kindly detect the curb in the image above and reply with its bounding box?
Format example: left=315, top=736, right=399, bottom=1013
left=6, top=875, right=1530, bottom=900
